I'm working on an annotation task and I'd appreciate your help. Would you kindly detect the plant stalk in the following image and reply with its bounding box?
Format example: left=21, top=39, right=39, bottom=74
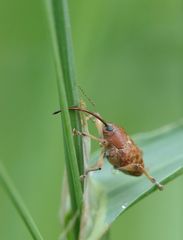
left=0, top=161, right=44, bottom=240
left=46, top=0, right=83, bottom=238
left=51, top=0, right=84, bottom=176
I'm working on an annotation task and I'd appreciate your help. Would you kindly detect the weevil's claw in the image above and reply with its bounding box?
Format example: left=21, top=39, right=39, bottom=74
left=151, top=177, right=164, bottom=191
left=156, top=182, right=164, bottom=191
left=80, top=170, right=89, bottom=180
left=73, top=128, right=81, bottom=136
left=80, top=174, right=86, bottom=181
left=80, top=167, right=102, bottom=180
left=73, top=128, right=87, bottom=137
left=73, top=128, right=77, bottom=136
left=142, top=169, right=164, bottom=191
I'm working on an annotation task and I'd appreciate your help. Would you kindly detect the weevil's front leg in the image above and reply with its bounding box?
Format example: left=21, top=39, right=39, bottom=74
left=85, top=147, right=105, bottom=174
left=73, top=128, right=107, bottom=146
left=79, top=108, right=103, bottom=137
left=73, top=129, right=107, bottom=178
left=118, top=164, right=163, bottom=191
left=81, top=147, right=105, bottom=178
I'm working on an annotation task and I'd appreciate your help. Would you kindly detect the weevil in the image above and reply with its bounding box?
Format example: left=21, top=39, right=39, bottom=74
left=53, top=107, right=163, bottom=190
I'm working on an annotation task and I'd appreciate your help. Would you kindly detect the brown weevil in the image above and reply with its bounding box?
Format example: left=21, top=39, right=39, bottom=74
left=53, top=107, right=163, bottom=191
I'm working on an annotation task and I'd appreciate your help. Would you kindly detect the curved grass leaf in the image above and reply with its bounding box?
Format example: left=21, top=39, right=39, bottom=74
left=84, top=120, right=183, bottom=239
left=0, top=161, right=44, bottom=240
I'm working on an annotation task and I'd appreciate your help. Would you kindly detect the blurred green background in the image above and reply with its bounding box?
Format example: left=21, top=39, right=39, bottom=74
left=0, top=0, right=183, bottom=239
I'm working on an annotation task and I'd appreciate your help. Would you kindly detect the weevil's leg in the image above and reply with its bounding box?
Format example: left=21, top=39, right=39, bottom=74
left=142, top=168, right=163, bottom=191
left=94, top=117, right=104, bottom=137
left=73, top=128, right=107, bottom=179
left=80, top=109, right=103, bottom=136
left=73, top=128, right=107, bottom=145
left=81, top=147, right=105, bottom=178
left=118, top=164, right=163, bottom=191
left=85, top=114, right=94, bottom=121
left=83, top=113, right=103, bottom=136
left=118, top=164, right=139, bottom=174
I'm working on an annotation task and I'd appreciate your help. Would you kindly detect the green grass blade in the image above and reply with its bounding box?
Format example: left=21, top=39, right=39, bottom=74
left=0, top=161, right=44, bottom=240
left=84, top=120, right=183, bottom=239
left=50, top=0, right=84, bottom=175
left=45, top=0, right=83, bottom=238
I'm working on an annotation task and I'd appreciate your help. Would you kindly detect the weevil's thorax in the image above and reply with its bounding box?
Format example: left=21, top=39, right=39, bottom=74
left=102, top=124, right=129, bottom=149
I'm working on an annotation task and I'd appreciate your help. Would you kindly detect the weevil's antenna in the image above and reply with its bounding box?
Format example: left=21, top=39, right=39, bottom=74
left=78, top=85, right=96, bottom=108
left=53, top=107, right=113, bottom=131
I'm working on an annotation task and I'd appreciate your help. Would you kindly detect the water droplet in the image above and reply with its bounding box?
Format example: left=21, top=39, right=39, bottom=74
left=121, top=203, right=128, bottom=209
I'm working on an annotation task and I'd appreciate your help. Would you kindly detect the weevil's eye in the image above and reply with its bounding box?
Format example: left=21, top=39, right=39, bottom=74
left=106, top=124, right=113, bottom=131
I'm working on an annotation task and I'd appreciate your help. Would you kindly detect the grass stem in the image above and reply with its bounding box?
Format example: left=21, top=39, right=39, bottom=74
left=51, top=0, right=84, bottom=175
left=46, top=0, right=83, bottom=238
left=0, top=161, right=44, bottom=240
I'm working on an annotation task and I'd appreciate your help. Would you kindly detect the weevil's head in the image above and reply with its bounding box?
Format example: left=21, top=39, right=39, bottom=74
left=102, top=123, right=116, bottom=137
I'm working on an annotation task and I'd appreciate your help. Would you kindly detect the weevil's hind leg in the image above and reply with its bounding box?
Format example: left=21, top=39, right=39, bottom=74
left=142, top=168, right=163, bottom=191
left=118, top=164, right=163, bottom=191
left=118, top=164, right=138, bottom=173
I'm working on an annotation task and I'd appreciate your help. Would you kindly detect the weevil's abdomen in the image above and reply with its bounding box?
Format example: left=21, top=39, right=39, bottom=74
left=106, top=145, right=144, bottom=176
left=103, top=124, right=144, bottom=176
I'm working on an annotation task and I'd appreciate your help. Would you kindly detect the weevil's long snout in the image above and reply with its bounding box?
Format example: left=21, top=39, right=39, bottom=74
left=53, top=107, right=112, bottom=129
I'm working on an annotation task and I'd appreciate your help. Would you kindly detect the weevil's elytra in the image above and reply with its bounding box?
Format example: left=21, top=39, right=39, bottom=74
left=53, top=107, right=163, bottom=191
left=102, top=124, right=144, bottom=176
